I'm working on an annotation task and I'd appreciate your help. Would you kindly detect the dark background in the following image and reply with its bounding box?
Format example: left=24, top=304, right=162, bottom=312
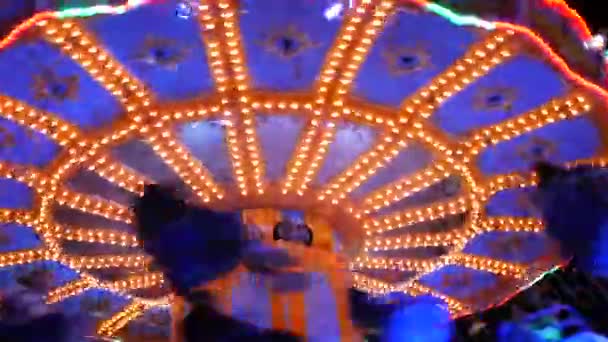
left=566, top=0, right=605, bottom=31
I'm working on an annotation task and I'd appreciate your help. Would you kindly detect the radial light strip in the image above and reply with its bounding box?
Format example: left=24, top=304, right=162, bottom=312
left=358, top=161, right=453, bottom=215
left=319, top=31, right=515, bottom=202
left=406, top=281, right=468, bottom=314
left=97, top=301, right=147, bottom=337
left=480, top=155, right=608, bottom=204
left=452, top=253, right=527, bottom=279
left=364, top=228, right=472, bottom=251
left=0, top=209, right=38, bottom=226
left=353, top=255, right=445, bottom=273
left=55, top=189, right=133, bottom=224
left=282, top=0, right=392, bottom=195
left=0, top=95, right=80, bottom=147
left=0, top=97, right=145, bottom=199
left=89, top=157, right=148, bottom=195
left=355, top=252, right=527, bottom=279
left=59, top=253, right=149, bottom=270
left=0, top=249, right=46, bottom=267
left=0, top=162, right=133, bottom=224
left=37, top=18, right=151, bottom=109
left=363, top=196, right=468, bottom=233
left=0, top=161, right=50, bottom=190
left=411, top=118, right=460, bottom=155
left=103, top=272, right=164, bottom=292
left=58, top=226, right=139, bottom=247
left=480, top=172, right=537, bottom=203
left=47, top=277, right=92, bottom=304
left=479, top=216, right=544, bottom=233
left=35, top=18, right=154, bottom=193
left=319, top=129, right=408, bottom=203
left=217, top=0, right=265, bottom=194
left=198, top=1, right=265, bottom=195
left=463, top=92, right=591, bottom=158
left=197, top=2, right=249, bottom=195
left=145, top=128, right=224, bottom=202
left=353, top=272, right=393, bottom=293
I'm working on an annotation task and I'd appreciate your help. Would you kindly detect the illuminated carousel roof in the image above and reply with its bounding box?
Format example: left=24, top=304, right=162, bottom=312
left=0, top=0, right=607, bottom=338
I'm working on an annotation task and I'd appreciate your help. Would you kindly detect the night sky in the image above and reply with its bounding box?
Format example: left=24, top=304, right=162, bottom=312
left=566, top=0, right=606, bottom=32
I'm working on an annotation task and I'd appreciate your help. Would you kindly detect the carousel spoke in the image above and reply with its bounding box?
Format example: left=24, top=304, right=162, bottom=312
left=0, top=94, right=81, bottom=147
left=358, top=161, right=452, bottom=215
left=58, top=226, right=139, bottom=247
left=58, top=253, right=150, bottom=270
left=479, top=216, right=544, bottom=233
left=363, top=196, right=468, bottom=234
left=402, top=281, right=469, bottom=315
left=462, top=92, right=591, bottom=158
left=89, top=157, right=149, bottom=195
left=364, top=228, right=473, bottom=251
left=145, top=129, right=224, bottom=202
left=104, top=272, right=165, bottom=292
left=282, top=1, right=394, bottom=195
left=37, top=18, right=152, bottom=109
left=0, top=249, right=46, bottom=268
left=46, top=277, right=93, bottom=304
left=353, top=255, right=445, bottom=273
left=54, top=189, right=133, bottom=224
left=198, top=1, right=265, bottom=195
left=452, top=253, right=528, bottom=279
left=97, top=301, right=147, bottom=337
left=0, top=209, right=38, bottom=226
left=319, top=31, right=514, bottom=203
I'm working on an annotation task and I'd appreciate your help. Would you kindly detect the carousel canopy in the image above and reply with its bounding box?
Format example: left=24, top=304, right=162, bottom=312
left=0, top=0, right=607, bottom=338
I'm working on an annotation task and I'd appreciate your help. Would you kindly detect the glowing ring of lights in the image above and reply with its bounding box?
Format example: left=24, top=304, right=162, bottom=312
left=0, top=0, right=607, bottom=337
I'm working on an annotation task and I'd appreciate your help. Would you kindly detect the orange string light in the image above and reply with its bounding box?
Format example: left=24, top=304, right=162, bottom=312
left=0, top=0, right=606, bottom=334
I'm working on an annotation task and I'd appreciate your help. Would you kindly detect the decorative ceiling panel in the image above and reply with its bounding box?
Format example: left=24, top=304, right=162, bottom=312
left=477, top=116, right=601, bottom=175
left=0, top=40, right=123, bottom=129
left=0, top=178, right=35, bottom=209
left=256, top=114, right=307, bottom=181
left=0, top=223, right=41, bottom=252
left=354, top=8, right=481, bottom=107
left=0, top=117, right=60, bottom=168
left=86, top=1, right=215, bottom=101
left=178, top=120, right=235, bottom=183
left=0, top=0, right=605, bottom=336
left=239, top=0, right=341, bottom=91
left=350, top=142, right=433, bottom=198
left=316, top=122, right=377, bottom=185
left=433, top=55, right=569, bottom=136
left=464, top=231, right=559, bottom=265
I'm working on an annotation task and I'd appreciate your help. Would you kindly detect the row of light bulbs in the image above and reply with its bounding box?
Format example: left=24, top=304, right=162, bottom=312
left=198, top=2, right=267, bottom=196
left=352, top=272, right=466, bottom=313
left=319, top=32, right=515, bottom=204
left=46, top=272, right=166, bottom=305
left=354, top=253, right=527, bottom=278
left=146, top=128, right=224, bottom=202
left=282, top=0, right=392, bottom=195
left=0, top=0, right=603, bottom=329
left=97, top=301, right=147, bottom=337
left=462, top=92, right=591, bottom=158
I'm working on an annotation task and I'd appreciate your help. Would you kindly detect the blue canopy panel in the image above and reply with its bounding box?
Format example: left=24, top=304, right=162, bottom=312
left=0, top=39, right=122, bottom=130
left=86, top=1, right=215, bottom=101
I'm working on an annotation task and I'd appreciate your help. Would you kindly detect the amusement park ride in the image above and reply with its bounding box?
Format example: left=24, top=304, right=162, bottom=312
left=0, top=0, right=608, bottom=340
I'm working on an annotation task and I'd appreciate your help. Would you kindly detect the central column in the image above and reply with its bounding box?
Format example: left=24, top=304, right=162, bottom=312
left=170, top=295, right=185, bottom=342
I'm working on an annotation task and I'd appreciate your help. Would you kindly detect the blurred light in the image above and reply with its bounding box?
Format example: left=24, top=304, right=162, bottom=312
left=176, top=1, right=194, bottom=19
left=584, top=34, right=606, bottom=51
left=324, top=2, right=345, bottom=20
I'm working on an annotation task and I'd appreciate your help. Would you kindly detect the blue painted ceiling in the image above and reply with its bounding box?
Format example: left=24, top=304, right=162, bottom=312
left=0, top=0, right=605, bottom=335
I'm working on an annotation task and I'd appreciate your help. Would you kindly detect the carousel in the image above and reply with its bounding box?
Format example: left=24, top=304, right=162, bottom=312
left=0, top=0, right=607, bottom=340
